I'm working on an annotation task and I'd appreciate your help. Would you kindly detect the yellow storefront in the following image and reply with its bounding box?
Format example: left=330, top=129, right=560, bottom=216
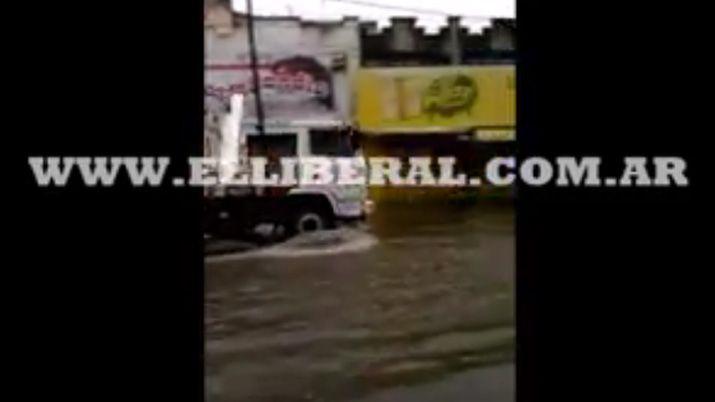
left=355, top=65, right=516, bottom=203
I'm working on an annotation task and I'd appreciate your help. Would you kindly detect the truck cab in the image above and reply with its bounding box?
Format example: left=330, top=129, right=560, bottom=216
left=204, top=95, right=371, bottom=239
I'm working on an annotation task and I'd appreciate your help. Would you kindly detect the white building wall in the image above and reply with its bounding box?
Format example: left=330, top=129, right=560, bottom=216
left=204, top=2, right=360, bottom=125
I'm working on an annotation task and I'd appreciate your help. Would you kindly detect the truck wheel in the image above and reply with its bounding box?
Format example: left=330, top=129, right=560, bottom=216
left=291, top=205, right=335, bottom=234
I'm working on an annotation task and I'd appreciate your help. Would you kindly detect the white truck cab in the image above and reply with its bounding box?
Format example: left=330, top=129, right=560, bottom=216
left=204, top=95, right=371, bottom=237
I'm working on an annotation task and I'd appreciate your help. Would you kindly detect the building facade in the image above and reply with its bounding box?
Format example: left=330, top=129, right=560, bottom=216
left=355, top=17, right=516, bottom=202
left=360, top=17, right=515, bottom=66
left=204, top=0, right=361, bottom=124
left=203, top=1, right=516, bottom=202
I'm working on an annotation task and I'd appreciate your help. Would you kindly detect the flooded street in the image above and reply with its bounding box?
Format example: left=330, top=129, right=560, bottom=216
left=206, top=203, right=515, bottom=402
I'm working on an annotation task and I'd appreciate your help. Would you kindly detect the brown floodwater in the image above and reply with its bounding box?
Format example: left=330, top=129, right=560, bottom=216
left=206, top=203, right=514, bottom=402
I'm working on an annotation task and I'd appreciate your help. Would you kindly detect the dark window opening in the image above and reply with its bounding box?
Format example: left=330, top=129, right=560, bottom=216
left=247, top=134, right=297, bottom=175
left=309, top=129, right=355, bottom=156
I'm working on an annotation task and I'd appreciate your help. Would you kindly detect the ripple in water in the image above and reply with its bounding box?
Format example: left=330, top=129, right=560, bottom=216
left=206, top=227, right=378, bottom=263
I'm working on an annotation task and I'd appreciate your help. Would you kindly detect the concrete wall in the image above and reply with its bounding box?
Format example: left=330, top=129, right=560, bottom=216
left=204, top=1, right=361, bottom=124
left=360, top=17, right=516, bottom=67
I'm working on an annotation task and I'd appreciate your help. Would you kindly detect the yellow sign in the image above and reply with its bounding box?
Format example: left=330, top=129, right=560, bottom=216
left=475, top=128, right=516, bottom=142
left=356, top=66, right=515, bottom=133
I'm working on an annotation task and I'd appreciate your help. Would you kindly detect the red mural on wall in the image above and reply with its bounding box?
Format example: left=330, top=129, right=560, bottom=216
left=205, top=55, right=335, bottom=117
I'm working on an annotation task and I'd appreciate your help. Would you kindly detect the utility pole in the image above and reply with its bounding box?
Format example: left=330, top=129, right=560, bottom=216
left=245, top=0, right=266, bottom=136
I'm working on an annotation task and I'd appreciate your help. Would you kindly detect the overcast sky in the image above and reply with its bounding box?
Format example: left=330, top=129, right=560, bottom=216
left=230, top=0, right=514, bottom=33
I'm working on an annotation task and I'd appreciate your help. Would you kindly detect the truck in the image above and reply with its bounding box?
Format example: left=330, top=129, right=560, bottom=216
left=203, top=94, right=372, bottom=240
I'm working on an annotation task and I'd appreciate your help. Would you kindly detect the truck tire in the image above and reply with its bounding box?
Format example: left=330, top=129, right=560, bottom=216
left=290, top=200, right=335, bottom=234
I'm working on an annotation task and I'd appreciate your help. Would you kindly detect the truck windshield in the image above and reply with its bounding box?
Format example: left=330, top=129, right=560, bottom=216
left=247, top=134, right=298, bottom=158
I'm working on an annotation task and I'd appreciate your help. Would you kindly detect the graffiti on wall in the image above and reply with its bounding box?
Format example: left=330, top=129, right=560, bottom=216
left=205, top=55, right=335, bottom=118
left=356, top=66, right=515, bottom=131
